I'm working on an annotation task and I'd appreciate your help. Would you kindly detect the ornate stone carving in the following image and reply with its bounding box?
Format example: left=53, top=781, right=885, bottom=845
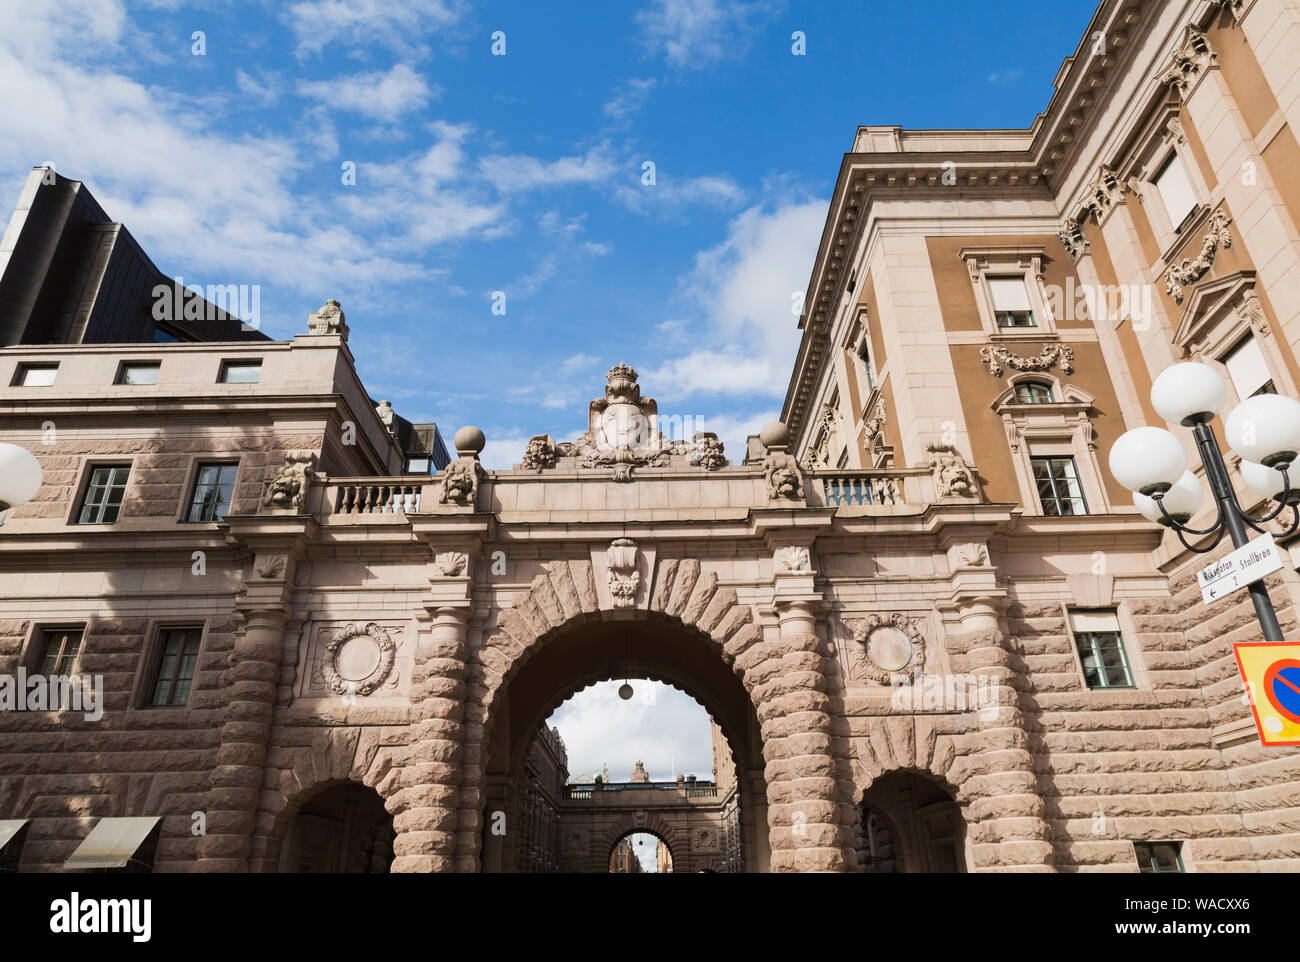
left=764, top=450, right=804, bottom=501
left=375, top=400, right=397, bottom=437
left=307, top=298, right=349, bottom=342
left=262, top=450, right=317, bottom=512
left=865, top=399, right=886, bottom=442
left=1236, top=289, right=1270, bottom=339
left=320, top=622, right=397, bottom=696
left=979, top=343, right=1075, bottom=378
left=434, top=551, right=468, bottom=577
left=775, top=545, right=812, bottom=574
left=555, top=364, right=680, bottom=480
left=687, top=432, right=726, bottom=471
left=926, top=443, right=976, bottom=499
left=438, top=459, right=480, bottom=505
left=253, top=553, right=286, bottom=579
left=1165, top=209, right=1233, bottom=304
left=1058, top=218, right=1088, bottom=260
left=1159, top=25, right=1216, bottom=96
left=952, top=542, right=990, bottom=567
left=847, top=613, right=927, bottom=685
left=521, top=434, right=556, bottom=472
left=1082, top=165, right=1123, bottom=221
left=606, top=538, right=640, bottom=608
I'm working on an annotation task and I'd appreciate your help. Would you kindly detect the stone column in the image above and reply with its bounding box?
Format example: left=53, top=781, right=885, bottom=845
left=743, top=598, right=853, bottom=872
left=196, top=604, right=288, bottom=871
left=947, top=596, right=1055, bottom=871
left=390, top=603, right=469, bottom=873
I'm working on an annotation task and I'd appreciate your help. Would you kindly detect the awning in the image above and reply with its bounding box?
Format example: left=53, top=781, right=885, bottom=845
left=0, top=819, right=28, bottom=853
left=65, top=817, right=161, bottom=870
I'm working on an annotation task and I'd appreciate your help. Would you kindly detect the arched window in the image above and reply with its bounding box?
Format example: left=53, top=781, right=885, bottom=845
left=1013, top=380, right=1055, bottom=404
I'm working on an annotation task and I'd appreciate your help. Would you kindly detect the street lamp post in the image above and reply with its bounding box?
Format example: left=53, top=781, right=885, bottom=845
left=1108, top=362, right=1300, bottom=642
left=0, top=443, right=43, bottom=515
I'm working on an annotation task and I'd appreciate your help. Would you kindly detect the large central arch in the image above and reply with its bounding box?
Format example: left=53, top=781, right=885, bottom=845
left=457, top=558, right=781, bottom=872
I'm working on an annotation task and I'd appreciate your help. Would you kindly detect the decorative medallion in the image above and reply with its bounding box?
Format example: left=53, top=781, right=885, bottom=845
left=320, top=622, right=397, bottom=696
left=607, top=538, right=640, bottom=607
left=847, top=613, right=927, bottom=685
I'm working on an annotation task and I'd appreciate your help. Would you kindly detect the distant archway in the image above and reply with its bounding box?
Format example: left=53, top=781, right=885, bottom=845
left=609, top=829, right=674, bottom=873
left=277, top=782, right=394, bottom=873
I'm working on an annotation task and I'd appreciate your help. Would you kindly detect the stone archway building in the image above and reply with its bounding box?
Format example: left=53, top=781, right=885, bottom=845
left=4, top=0, right=1300, bottom=874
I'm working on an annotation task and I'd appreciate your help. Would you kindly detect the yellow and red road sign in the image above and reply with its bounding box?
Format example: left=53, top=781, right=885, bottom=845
left=1234, top=642, right=1300, bottom=746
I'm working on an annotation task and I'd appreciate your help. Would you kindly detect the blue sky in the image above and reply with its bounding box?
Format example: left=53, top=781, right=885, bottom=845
left=0, top=0, right=1096, bottom=466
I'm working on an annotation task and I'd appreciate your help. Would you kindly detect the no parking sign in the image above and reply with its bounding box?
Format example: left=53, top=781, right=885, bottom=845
left=1234, top=642, right=1300, bottom=746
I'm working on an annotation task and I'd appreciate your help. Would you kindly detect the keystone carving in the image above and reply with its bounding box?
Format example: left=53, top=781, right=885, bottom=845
left=606, top=538, right=640, bottom=608
left=1165, top=209, right=1232, bottom=305
left=263, top=450, right=317, bottom=512
left=980, top=343, right=1075, bottom=378
left=926, top=443, right=976, bottom=499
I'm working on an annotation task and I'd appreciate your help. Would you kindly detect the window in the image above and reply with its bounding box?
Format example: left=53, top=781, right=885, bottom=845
left=405, top=456, right=431, bottom=474
left=1223, top=336, right=1276, bottom=399
left=147, top=627, right=202, bottom=706
left=35, top=628, right=83, bottom=676
left=1071, top=610, right=1134, bottom=689
left=76, top=464, right=130, bottom=524
left=1032, top=456, right=1088, bottom=515
left=1014, top=381, right=1055, bottom=404
left=117, top=362, right=160, bottom=385
left=988, top=276, right=1036, bottom=327
left=14, top=364, right=57, bottom=386
left=857, top=340, right=876, bottom=392
left=1134, top=841, right=1184, bottom=873
left=1154, top=154, right=1198, bottom=231
left=219, top=360, right=261, bottom=384
left=186, top=463, right=238, bottom=522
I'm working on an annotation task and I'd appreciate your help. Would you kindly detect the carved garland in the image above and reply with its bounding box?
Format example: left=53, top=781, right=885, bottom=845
left=980, top=343, right=1075, bottom=379
left=320, top=622, right=397, bottom=696
left=1165, top=210, right=1233, bottom=305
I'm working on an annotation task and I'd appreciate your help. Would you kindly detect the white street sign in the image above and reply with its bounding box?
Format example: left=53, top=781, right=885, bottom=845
left=1198, top=532, right=1284, bottom=604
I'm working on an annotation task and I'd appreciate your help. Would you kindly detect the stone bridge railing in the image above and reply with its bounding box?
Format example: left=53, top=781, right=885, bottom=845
left=307, top=463, right=958, bottom=522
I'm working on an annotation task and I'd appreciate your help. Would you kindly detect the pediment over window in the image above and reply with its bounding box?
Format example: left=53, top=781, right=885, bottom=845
left=1174, top=270, right=1268, bottom=358
left=991, top=375, right=1096, bottom=412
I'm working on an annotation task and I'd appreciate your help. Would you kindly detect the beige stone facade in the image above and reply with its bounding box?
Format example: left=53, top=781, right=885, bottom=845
left=2, top=0, right=1300, bottom=875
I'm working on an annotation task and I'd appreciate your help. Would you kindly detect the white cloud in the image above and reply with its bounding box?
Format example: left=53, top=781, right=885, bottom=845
left=647, top=197, right=824, bottom=399
left=616, top=171, right=745, bottom=214
left=235, top=69, right=283, bottom=105
left=285, top=0, right=465, bottom=58
left=479, top=434, right=533, bottom=470
left=635, top=0, right=780, bottom=68
left=298, top=63, right=435, bottom=121
left=547, top=681, right=715, bottom=783
left=479, top=144, right=619, bottom=193
left=603, top=77, right=657, bottom=119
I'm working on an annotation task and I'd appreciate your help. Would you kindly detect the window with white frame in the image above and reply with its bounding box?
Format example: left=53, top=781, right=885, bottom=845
left=1154, top=153, right=1198, bottom=231
left=988, top=276, right=1036, bottom=328
left=1032, top=456, right=1089, bottom=515
left=1223, top=335, right=1276, bottom=399
left=1014, top=380, right=1055, bottom=404
left=1069, top=610, right=1135, bottom=690
left=960, top=247, right=1055, bottom=337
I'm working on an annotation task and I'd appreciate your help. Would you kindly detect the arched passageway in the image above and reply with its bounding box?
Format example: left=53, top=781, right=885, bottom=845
left=476, top=614, right=769, bottom=873
left=609, top=830, right=673, bottom=873
left=277, top=782, right=395, bottom=873
left=855, top=771, right=968, bottom=873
